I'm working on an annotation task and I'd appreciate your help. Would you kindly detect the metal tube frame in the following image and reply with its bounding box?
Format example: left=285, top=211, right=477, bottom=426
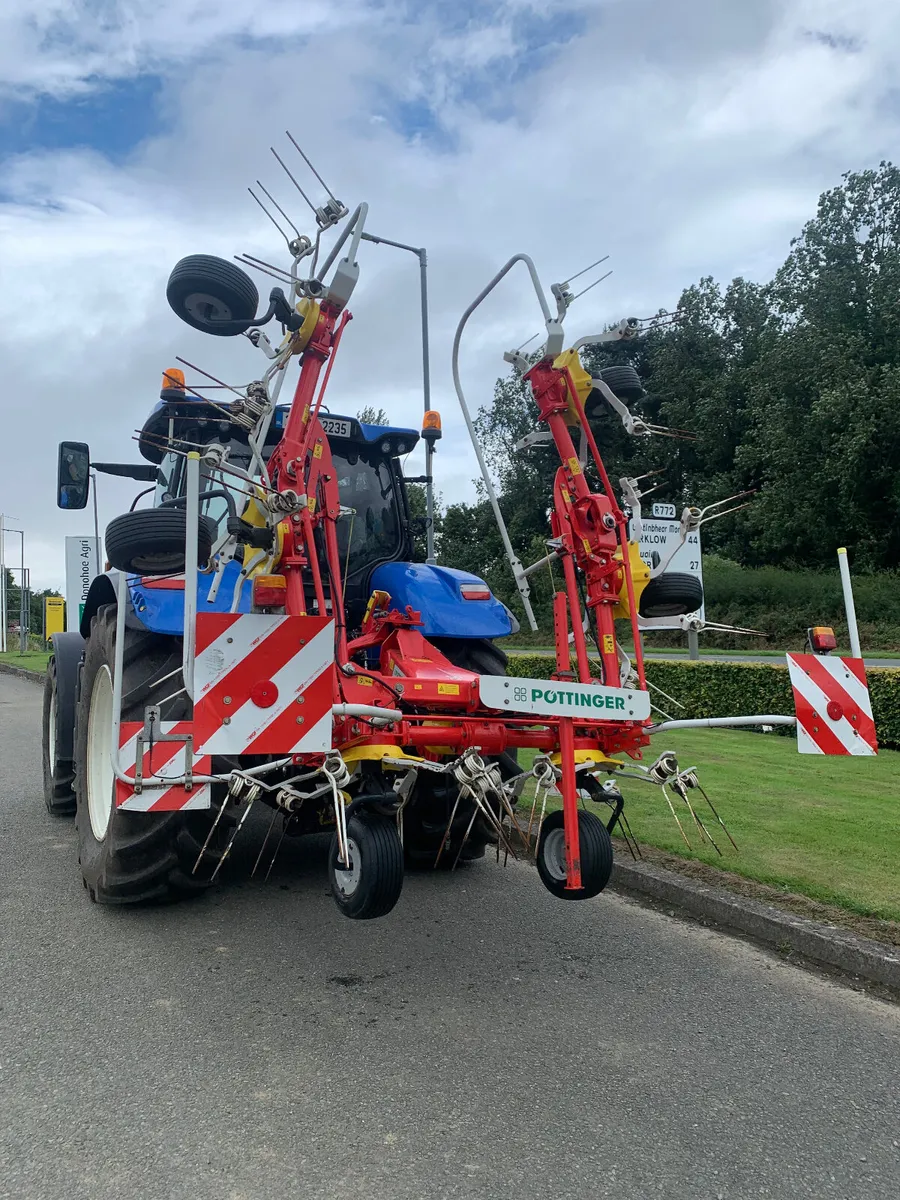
left=837, top=546, right=862, bottom=659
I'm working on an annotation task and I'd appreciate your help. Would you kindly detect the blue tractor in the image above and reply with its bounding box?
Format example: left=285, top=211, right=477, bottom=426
left=45, top=377, right=519, bottom=906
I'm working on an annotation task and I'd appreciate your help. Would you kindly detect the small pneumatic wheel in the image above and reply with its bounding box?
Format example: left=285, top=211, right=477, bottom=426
left=328, top=813, right=404, bottom=920
left=536, top=809, right=614, bottom=900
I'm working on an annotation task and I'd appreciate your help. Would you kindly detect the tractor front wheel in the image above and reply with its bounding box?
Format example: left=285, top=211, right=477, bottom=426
left=42, top=659, right=77, bottom=816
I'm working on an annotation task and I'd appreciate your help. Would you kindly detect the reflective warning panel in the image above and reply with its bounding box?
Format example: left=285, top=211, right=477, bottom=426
left=786, top=653, right=877, bottom=756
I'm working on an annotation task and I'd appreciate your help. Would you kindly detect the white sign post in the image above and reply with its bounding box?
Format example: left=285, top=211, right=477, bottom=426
left=635, top=510, right=704, bottom=630
left=65, top=537, right=99, bottom=633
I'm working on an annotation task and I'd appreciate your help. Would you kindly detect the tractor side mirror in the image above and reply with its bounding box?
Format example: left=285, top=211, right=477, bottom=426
left=57, top=441, right=91, bottom=510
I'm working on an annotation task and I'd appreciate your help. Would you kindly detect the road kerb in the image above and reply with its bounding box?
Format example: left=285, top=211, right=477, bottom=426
left=609, top=858, right=900, bottom=991
left=0, top=662, right=43, bottom=684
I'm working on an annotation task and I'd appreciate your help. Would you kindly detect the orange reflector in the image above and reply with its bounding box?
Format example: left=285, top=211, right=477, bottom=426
left=809, top=625, right=837, bottom=652
left=460, top=584, right=491, bottom=600
left=252, top=574, right=287, bottom=609
left=161, top=367, right=185, bottom=392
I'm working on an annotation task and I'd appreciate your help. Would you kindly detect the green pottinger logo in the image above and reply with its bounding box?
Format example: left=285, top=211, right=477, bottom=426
left=530, top=687, right=625, bottom=711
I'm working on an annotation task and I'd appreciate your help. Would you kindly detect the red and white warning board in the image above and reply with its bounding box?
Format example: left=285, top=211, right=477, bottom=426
left=193, top=612, right=334, bottom=756
left=785, top=653, right=877, bottom=756
left=115, top=613, right=334, bottom=810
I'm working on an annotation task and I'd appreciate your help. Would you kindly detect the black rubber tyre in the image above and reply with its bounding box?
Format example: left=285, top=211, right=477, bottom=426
left=105, top=509, right=217, bottom=575
left=638, top=572, right=703, bottom=618
left=328, top=813, right=404, bottom=919
left=166, top=255, right=259, bottom=336
left=74, top=604, right=224, bottom=904
left=536, top=808, right=613, bottom=900
left=597, top=364, right=644, bottom=401
left=42, top=659, right=77, bottom=816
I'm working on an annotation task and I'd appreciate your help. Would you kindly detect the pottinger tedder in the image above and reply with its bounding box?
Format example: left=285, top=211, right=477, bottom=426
left=44, top=139, right=877, bottom=919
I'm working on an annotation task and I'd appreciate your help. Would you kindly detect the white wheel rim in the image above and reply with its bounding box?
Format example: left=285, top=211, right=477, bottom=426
left=87, top=665, right=115, bottom=841
left=48, top=686, right=57, bottom=775
left=333, top=837, right=362, bottom=897
left=541, top=827, right=568, bottom=882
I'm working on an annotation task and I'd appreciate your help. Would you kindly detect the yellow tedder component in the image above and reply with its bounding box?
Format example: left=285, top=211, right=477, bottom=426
left=552, top=348, right=593, bottom=425
left=283, top=298, right=321, bottom=355
left=342, top=746, right=425, bottom=768
left=239, top=492, right=288, bottom=573
left=612, top=540, right=650, bottom=620
left=550, top=748, right=622, bottom=770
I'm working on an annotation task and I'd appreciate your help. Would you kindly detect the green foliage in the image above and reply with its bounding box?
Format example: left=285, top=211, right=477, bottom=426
left=505, top=655, right=900, bottom=749
left=433, top=164, right=900, bottom=626
left=356, top=406, right=389, bottom=425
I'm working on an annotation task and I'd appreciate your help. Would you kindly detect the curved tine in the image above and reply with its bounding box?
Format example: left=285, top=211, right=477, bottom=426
left=672, top=778, right=719, bottom=851
left=696, top=782, right=739, bottom=852
left=660, top=783, right=692, bottom=848
left=285, top=131, right=339, bottom=201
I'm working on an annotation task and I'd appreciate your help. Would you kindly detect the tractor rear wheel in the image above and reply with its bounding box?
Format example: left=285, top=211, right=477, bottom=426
left=405, top=637, right=518, bottom=867
left=74, top=604, right=224, bottom=904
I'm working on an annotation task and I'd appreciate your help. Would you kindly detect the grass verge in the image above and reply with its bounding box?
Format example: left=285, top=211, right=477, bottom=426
left=0, top=651, right=50, bottom=674
left=517, top=728, right=900, bottom=923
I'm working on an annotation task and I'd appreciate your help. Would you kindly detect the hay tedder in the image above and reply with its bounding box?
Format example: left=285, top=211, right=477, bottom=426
left=44, top=142, right=877, bottom=918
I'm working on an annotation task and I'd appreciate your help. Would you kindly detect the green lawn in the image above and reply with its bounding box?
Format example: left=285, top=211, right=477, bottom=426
left=518, top=729, right=900, bottom=922
left=0, top=650, right=50, bottom=674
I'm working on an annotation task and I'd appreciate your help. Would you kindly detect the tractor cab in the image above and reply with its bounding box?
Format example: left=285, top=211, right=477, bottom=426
left=135, top=389, right=430, bottom=625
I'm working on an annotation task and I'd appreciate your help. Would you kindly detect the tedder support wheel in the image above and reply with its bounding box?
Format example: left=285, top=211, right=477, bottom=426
left=166, top=254, right=259, bottom=336
left=536, top=809, right=614, bottom=900
left=105, top=509, right=217, bottom=575
left=74, top=603, right=224, bottom=904
left=42, top=658, right=77, bottom=816
left=328, top=813, right=404, bottom=920
left=638, top=572, right=703, bottom=619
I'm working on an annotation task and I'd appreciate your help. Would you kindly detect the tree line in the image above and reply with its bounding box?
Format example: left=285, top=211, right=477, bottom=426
left=425, top=163, right=900, bottom=623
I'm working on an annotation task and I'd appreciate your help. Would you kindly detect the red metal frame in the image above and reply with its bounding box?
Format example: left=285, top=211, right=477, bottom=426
left=266, top=312, right=651, bottom=890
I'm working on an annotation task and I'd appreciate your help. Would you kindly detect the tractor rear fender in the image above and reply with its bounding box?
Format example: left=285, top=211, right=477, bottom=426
left=47, top=631, right=86, bottom=761
left=369, top=562, right=515, bottom=639
left=79, top=571, right=124, bottom=639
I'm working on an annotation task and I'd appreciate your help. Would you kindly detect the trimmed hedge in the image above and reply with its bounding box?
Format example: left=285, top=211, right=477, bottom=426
left=506, top=656, right=900, bottom=750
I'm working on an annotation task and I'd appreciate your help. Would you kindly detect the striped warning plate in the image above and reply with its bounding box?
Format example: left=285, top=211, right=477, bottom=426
left=785, top=653, right=877, bottom=756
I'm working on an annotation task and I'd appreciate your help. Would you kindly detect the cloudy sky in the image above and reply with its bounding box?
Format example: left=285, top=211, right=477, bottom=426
left=2, top=0, right=899, bottom=589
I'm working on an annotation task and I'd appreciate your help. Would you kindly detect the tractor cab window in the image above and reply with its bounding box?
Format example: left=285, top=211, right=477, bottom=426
left=332, top=450, right=403, bottom=581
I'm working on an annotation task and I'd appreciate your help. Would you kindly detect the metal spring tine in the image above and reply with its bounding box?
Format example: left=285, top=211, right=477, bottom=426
left=285, top=131, right=339, bottom=201
left=571, top=269, right=613, bottom=303
left=524, top=784, right=542, bottom=850
left=255, top=179, right=302, bottom=237
left=673, top=778, right=721, bottom=853
left=211, top=793, right=258, bottom=881
left=161, top=369, right=237, bottom=415
left=236, top=256, right=294, bottom=287
left=516, top=330, right=541, bottom=352
left=270, top=147, right=317, bottom=214
left=616, top=808, right=641, bottom=860
left=248, top=186, right=292, bottom=242
left=239, top=253, right=295, bottom=282
left=696, top=781, right=739, bottom=851
left=252, top=808, right=281, bottom=878
left=175, top=357, right=247, bottom=400
left=434, top=790, right=464, bottom=868
left=563, top=253, right=610, bottom=286
left=265, top=812, right=297, bottom=881
left=451, top=805, right=482, bottom=871
left=661, top=783, right=692, bottom=848
left=192, top=795, right=232, bottom=875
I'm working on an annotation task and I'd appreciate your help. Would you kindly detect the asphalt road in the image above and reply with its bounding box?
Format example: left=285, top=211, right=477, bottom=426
left=2, top=672, right=899, bottom=1200
left=512, top=649, right=900, bottom=668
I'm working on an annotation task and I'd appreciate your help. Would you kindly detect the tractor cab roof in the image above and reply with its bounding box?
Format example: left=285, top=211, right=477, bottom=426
left=138, top=394, right=420, bottom=464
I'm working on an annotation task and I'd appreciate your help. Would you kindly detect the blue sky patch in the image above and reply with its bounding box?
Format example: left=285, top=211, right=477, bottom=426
left=0, top=74, right=165, bottom=164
